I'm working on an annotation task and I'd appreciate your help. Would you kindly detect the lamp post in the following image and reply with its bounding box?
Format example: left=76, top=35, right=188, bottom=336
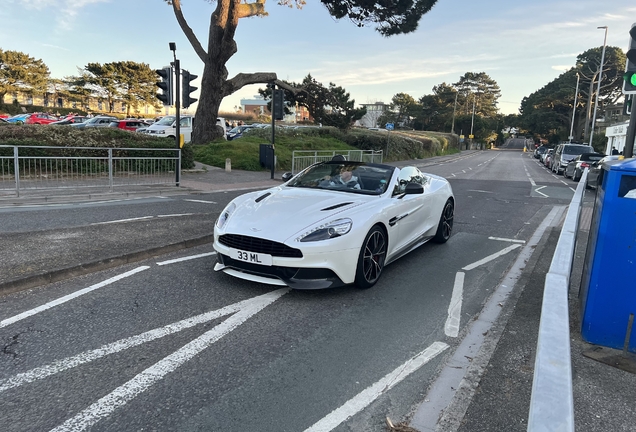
left=569, top=72, right=580, bottom=143
left=451, top=90, right=458, bottom=135
left=589, top=26, right=608, bottom=148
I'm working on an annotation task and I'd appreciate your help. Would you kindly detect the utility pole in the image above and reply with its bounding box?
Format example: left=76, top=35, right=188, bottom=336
left=569, top=73, right=580, bottom=143
left=590, top=26, right=608, bottom=148
left=451, top=91, right=458, bottom=135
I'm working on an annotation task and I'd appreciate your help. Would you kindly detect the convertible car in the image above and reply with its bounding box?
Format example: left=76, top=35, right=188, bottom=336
left=213, top=160, right=454, bottom=289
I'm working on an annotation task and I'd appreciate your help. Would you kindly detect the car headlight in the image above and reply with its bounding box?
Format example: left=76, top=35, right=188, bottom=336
left=296, top=218, right=352, bottom=242
left=156, top=129, right=165, bottom=134
left=216, top=202, right=236, bottom=229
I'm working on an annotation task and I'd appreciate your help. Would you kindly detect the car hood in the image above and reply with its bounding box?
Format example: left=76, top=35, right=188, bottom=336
left=222, top=187, right=373, bottom=242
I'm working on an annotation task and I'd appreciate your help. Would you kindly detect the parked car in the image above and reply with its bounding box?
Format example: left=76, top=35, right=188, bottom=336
left=108, top=119, right=148, bottom=131
left=542, top=149, right=554, bottom=167
left=49, top=116, right=87, bottom=125
left=564, top=153, right=605, bottom=181
left=533, top=145, right=549, bottom=159
left=550, top=143, right=594, bottom=174
left=6, top=114, right=31, bottom=125
left=25, top=113, right=59, bottom=125
left=586, top=155, right=622, bottom=189
left=226, top=124, right=257, bottom=140
left=140, top=115, right=227, bottom=143
left=70, top=116, right=117, bottom=129
left=213, top=161, right=454, bottom=289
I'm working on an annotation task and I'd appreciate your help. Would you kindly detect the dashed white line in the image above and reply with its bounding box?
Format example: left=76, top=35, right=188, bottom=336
left=157, top=213, right=194, bottom=218
left=462, top=244, right=522, bottom=271
left=184, top=199, right=217, bottom=204
left=0, top=267, right=149, bottom=329
left=156, top=252, right=216, bottom=266
left=488, top=237, right=526, bottom=244
left=91, top=216, right=153, bottom=225
left=303, top=342, right=449, bottom=432
left=49, top=289, right=290, bottom=432
left=444, top=272, right=464, bottom=338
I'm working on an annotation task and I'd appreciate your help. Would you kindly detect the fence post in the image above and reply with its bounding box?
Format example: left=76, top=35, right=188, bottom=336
left=108, top=148, right=113, bottom=192
left=177, top=149, right=181, bottom=187
left=14, top=146, right=20, bottom=198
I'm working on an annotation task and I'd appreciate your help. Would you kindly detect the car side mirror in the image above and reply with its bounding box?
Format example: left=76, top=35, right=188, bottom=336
left=281, top=172, right=293, bottom=182
left=404, top=182, right=424, bottom=195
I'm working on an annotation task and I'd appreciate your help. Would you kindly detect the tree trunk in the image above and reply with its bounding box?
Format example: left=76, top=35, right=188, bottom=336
left=583, top=70, right=598, bottom=142
left=193, top=61, right=226, bottom=143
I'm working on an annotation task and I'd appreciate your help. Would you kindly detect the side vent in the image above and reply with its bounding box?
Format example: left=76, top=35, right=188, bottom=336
left=255, top=192, right=271, bottom=203
left=321, top=202, right=353, bottom=211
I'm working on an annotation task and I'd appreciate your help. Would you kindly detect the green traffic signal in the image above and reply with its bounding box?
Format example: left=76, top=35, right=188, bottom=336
left=625, top=71, right=636, bottom=86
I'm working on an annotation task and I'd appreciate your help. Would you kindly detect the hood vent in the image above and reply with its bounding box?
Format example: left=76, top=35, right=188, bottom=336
left=321, top=202, right=353, bottom=211
left=255, top=192, right=271, bottom=203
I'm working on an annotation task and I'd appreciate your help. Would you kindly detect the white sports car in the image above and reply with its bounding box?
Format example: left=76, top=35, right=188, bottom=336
left=213, top=160, right=454, bottom=289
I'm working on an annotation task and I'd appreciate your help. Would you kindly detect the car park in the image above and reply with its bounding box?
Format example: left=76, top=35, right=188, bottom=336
left=586, top=155, right=622, bottom=189
left=550, top=143, right=594, bottom=174
left=564, top=153, right=605, bottom=182
left=213, top=160, right=454, bottom=289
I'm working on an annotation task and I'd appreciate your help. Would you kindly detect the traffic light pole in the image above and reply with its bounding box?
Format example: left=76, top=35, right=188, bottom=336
left=624, top=105, right=636, bottom=158
left=269, top=82, right=276, bottom=180
left=173, top=58, right=181, bottom=186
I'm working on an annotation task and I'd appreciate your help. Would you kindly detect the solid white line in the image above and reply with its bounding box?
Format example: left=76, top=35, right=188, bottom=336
left=49, top=289, right=290, bottom=432
left=529, top=178, right=536, bottom=186
left=0, top=291, right=287, bottom=393
left=156, top=252, right=216, bottom=266
left=157, top=213, right=194, bottom=218
left=0, top=267, right=149, bottom=329
left=488, top=237, right=526, bottom=244
left=303, top=342, right=449, bottom=432
left=462, top=244, right=522, bottom=271
left=91, top=216, right=153, bottom=225
left=184, top=199, right=217, bottom=204
left=445, top=272, right=465, bottom=338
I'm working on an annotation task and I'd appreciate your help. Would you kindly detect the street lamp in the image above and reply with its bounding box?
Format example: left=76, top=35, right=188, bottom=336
left=569, top=72, right=580, bottom=143
left=451, top=90, right=458, bottom=135
left=589, top=26, right=608, bottom=148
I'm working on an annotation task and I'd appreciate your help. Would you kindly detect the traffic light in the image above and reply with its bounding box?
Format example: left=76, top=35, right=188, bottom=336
left=155, top=67, right=173, bottom=106
left=273, top=89, right=284, bottom=120
left=622, top=24, right=636, bottom=94
left=182, top=70, right=198, bottom=109
left=623, top=94, right=633, bottom=116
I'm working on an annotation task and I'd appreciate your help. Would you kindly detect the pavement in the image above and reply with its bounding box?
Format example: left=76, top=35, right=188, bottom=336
left=1, top=152, right=635, bottom=431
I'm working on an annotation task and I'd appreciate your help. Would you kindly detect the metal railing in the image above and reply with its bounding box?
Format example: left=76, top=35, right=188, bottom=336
left=0, top=145, right=181, bottom=197
left=291, top=149, right=383, bottom=174
left=527, top=169, right=589, bottom=432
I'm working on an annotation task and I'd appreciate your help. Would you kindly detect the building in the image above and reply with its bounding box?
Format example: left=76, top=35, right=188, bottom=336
left=605, top=121, right=632, bottom=155
left=357, top=102, right=388, bottom=128
left=239, top=95, right=313, bottom=123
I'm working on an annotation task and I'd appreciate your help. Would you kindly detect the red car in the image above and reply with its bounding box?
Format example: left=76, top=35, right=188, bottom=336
left=25, top=113, right=59, bottom=125
left=108, top=119, right=147, bottom=131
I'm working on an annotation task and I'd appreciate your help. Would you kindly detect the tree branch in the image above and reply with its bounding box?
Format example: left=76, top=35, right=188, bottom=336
left=171, top=0, right=207, bottom=62
left=236, top=0, right=267, bottom=19
left=223, top=72, right=278, bottom=96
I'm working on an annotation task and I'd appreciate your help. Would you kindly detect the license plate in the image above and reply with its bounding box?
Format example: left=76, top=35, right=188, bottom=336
left=230, top=249, right=273, bottom=266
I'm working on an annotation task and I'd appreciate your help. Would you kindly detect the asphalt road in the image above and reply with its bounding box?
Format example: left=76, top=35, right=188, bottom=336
left=0, top=149, right=577, bottom=432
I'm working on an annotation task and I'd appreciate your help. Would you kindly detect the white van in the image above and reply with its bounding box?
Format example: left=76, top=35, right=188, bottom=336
left=141, top=115, right=227, bottom=142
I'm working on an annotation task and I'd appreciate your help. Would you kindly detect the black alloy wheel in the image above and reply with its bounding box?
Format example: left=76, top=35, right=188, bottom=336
left=433, top=199, right=454, bottom=244
left=355, top=226, right=387, bottom=289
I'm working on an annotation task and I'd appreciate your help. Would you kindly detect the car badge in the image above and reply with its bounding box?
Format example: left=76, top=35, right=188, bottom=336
left=250, top=227, right=261, bottom=232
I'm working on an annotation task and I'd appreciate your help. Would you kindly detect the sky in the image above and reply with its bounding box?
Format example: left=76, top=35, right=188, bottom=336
left=1, top=0, right=635, bottom=116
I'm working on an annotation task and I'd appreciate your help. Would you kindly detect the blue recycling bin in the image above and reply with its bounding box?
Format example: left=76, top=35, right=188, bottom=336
left=580, top=157, right=636, bottom=352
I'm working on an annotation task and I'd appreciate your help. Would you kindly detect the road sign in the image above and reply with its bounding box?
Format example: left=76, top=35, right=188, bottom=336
left=469, top=134, right=474, bottom=139
left=386, top=123, right=394, bottom=131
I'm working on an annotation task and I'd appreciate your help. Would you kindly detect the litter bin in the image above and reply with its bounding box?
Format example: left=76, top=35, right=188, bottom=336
left=259, top=144, right=273, bottom=169
left=580, top=158, right=636, bottom=352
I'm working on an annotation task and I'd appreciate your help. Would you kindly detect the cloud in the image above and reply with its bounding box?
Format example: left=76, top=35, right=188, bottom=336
left=15, top=0, right=110, bottom=31
left=42, top=44, right=71, bottom=51
left=552, top=65, right=572, bottom=71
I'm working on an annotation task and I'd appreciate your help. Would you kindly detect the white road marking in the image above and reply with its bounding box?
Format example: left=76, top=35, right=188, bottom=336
left=450, top=173, right=456, bottom=177
left=184, top=199, right=217, bottom=204
left=0, top=267, right=149, bottom=329
left=535, top=186, right=548, bottom=198
left=462, top=244, right=522, bottom=271
left=157, top=213, right=194, bottom=218
left=48, top=289, right=289, bottom=432
left=488, top=237, right=526, bottom=244
left=303, top=342, right=449, bottom=432
left=467, top=190, right=493, bottom=194
left=529, top=178, right=536, bottom=186
left=444, top=272, right=464, bottom=338
left=156, top=252, right=216, bottom=266
left=0, top=290, right=287, bottom=393
left=569, top=187, right=576, bottom=192
left=462, top=170, right=466, bottom=173
left=560, top=180, right=568, bottom=185
left=91, top=216, right=153, bottom=225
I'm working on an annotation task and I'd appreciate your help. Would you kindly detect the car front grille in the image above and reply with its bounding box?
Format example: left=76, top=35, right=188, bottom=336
left=218, top=234, right=303, bottom=258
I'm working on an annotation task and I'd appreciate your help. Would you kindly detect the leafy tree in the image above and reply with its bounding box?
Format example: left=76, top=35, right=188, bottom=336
left=165, top=0, right=439, bottom=143
left=110, top=61, right=160, bottom=116
left=0, top=49, right=50, bottom=104
left=415, top=83, right=457, bottom=131
left=453, top=72, right=500, bottom=118
left=84, top=63, right=119, bottom=112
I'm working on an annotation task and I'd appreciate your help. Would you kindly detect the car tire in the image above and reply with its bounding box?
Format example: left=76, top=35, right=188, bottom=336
left=16, top=121, right=23, bottom=125
left=432, top=199, right=454, bottom=244
left=354, top=225, right=387, bottom=289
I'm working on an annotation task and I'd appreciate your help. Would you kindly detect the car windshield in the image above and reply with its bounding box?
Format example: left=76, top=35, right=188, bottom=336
left=287, top=161, right=394, bottom=195
left=156, top=116, right=176, bottom=126
left=564, top=145, right=594, bottom=155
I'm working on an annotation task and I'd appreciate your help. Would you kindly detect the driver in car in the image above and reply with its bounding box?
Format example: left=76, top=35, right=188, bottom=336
left=321, top=168, right=361, bottom=189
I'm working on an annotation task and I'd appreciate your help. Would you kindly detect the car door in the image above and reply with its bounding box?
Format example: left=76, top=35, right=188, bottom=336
left=180, top=117, right=192, bottom=143
left=386, top=167, right=432, bottom=257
